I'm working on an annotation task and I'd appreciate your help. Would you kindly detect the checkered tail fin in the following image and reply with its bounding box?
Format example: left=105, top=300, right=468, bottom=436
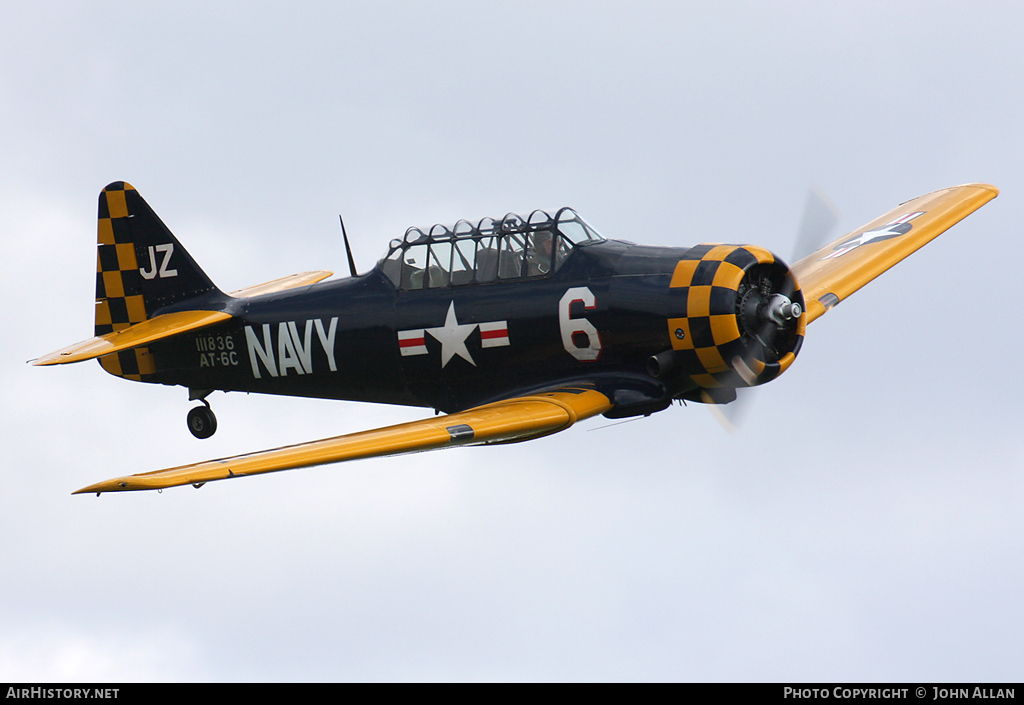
left=94, top=181, right=222, bottom=380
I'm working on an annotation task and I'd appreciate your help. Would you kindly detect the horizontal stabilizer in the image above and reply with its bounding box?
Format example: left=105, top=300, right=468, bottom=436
left=793, top=183, right=998, bottom=324
left=229, top=271, right=333, bottom=298
left=73, top=389, right=612, bottom=494
left=34, top=310, right=233, bottom=366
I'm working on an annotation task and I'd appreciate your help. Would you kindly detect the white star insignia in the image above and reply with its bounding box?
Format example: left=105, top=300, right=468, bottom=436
left=821, top=211, right=925, bottom=261
left=426, top=301, right=477, bottom=367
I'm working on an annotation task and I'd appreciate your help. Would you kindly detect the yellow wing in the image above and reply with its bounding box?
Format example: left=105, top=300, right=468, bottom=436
left=793, top=183, right=998, bottom=324
left=33, top=310, right=233, bottom=366
left=73, top=389, right=613, bottom=494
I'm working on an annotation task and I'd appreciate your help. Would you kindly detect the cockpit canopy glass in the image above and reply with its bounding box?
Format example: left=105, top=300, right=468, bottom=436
left=378, top=208, right=604, bottom=289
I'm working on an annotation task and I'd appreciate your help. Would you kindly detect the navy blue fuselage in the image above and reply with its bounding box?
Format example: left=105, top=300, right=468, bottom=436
left=148, top=239, right=688, bottom=414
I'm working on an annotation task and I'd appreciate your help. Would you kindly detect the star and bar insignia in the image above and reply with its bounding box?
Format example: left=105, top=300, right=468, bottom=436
left=398, top=301, right=509, bottom=367
left=822, top=211, right=925, bottom=260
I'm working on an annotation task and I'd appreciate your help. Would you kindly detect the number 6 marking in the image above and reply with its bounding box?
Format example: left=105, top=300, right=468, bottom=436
left=559, top=287, right=602, bottom=361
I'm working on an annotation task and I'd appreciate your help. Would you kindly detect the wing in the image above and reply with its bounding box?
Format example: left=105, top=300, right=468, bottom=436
left=73, top=388, right=613, bottom=494
left=33, top=310, right=233, bottom=366
left=792, top=183, right=998, bottom=324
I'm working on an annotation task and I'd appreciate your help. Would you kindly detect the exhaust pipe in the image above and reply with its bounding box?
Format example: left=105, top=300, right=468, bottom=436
left=647, top=350, right=676, bottom=378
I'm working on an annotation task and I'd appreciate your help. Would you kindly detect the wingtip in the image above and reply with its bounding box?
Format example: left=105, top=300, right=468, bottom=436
left=73, top=478, right=130, bottom=495
left=965, top=182, right=999, bottom=196
left=31, top=353, right=64, bottom=366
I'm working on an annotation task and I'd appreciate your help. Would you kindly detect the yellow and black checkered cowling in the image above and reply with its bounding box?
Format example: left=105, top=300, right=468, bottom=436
left=665, top=244, right=805, bottom=390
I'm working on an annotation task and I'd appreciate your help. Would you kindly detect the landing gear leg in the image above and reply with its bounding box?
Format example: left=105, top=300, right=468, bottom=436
left=187, top=398, right=218, bottom=439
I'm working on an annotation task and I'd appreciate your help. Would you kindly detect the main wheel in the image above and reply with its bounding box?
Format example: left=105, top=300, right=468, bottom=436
left=187, top=405, right=218, bottom=439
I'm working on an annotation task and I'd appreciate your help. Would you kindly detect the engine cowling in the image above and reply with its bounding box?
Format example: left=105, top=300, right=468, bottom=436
left=652, top=244, right=805, bottom=392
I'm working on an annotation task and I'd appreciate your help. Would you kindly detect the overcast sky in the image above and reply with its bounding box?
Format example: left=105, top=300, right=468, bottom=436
left=2, top=1, right=1022, bottom=681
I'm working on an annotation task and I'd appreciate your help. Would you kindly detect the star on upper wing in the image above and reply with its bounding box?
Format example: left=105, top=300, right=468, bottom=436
left=822, top=211, right=925, bottom=260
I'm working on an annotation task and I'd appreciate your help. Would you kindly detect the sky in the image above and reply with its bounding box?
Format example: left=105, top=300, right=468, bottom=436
left=1, top=0, right=1022, bottom=682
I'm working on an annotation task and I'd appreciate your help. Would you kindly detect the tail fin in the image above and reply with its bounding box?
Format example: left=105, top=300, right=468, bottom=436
left=36, top=183, right=325, bottom=377
left=95, top=181, right=220, bottom=335
left=94, top=182, right=222, bottom=380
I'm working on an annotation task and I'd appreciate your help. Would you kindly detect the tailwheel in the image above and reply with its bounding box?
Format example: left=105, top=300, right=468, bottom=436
left=187, top=402, right=218, bottom=439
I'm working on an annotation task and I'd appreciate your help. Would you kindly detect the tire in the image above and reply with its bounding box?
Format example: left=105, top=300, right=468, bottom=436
left=187, top=405, right=218, bottom=439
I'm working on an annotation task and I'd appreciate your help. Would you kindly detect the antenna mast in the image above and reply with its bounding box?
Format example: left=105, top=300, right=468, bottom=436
left=339, top=215, right=358, bottom=277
